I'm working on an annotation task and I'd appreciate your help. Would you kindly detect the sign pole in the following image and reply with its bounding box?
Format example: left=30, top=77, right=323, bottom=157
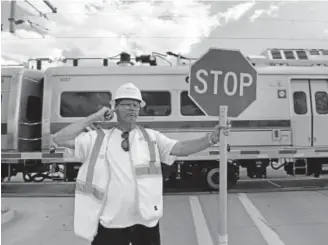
left=219, top=105, right=228, bottom=245
left=188, top=48, right=257, bottom=245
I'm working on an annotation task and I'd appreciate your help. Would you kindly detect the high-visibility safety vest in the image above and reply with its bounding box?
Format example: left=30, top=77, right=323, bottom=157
left=73, top=126, right=163, bottom=242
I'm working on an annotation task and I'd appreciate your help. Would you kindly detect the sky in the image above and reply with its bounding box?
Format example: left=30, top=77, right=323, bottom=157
left=1, top=0, right=328, bottom=67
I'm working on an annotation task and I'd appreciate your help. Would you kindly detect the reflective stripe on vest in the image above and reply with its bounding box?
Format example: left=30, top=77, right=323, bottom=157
left=75, top=129, right=106, bottom=202
left=76, top=126, right=162, bottom=202
left=75, top=180, right=105, bottom=202
left=137, top=126, right=162, bottom=176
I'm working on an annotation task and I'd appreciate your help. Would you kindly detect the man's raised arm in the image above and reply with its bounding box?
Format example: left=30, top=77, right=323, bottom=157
left=52, top=107, right=114, bottom=149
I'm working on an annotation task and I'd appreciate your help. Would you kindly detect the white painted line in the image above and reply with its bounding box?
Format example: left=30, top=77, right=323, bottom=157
left=237, top=193, right=286, bottom=245
left=189, top=196, right=214, bottom=245
left=267, top=180, right=281, bottom=188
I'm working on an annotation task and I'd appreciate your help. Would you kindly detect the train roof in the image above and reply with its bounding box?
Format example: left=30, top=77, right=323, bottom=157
left=43, top=64, right=328, bottom=77
left=1, top=67, right=44, bottom=76
left=3, top=48, right=328, bottom=77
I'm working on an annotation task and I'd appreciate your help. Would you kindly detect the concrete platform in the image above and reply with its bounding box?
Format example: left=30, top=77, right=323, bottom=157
left=2, top=190, right=328, bottom=245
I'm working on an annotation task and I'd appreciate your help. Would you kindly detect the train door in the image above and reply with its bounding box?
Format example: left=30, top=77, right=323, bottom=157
left=18, top=77, right=44, bottom=152
left=1, top=75, right=11, bottom=150
left=310, top=79, right=328, bottom=146
left=290, top=79, right=328, bottom=147
left=290, top=80, right=312, bottom=146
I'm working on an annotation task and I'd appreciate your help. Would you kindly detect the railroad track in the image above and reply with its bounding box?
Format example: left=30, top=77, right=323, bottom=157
left=2, top=177, right=328, bottom=197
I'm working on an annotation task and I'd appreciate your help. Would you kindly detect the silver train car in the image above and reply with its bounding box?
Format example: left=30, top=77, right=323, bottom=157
left=1, top=49, right=328, bottom=189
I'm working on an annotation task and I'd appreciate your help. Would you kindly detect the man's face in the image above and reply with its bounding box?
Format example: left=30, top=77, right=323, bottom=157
left=115, top=99, right=141, bottom=124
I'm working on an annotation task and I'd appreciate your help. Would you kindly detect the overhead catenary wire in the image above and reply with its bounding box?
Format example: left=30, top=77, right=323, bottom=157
left=24, top=0, right=49, bottom=19
left=4, top=2, right=328, bottom=42
left=2, top=36, right=328, bottom=41
left=25, top=20, right=50, bottom=32
left=7, top=0, right=56, bottom=34
left=8, top=14, right=328, bottom=40
left=14, top=11, right=328, bottom=24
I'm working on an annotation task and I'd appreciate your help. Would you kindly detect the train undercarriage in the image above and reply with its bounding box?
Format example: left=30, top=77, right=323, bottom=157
left=1, top=158, right=327, bottom=190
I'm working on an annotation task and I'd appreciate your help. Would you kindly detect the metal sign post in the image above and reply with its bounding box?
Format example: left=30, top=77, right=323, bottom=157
left=188, top=48, right=258, bottom=245
left=219, top=105, right=228, bottom=245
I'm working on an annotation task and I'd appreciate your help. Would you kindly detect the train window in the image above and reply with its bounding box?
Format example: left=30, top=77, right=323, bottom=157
left=180, top=91, right=205, bottom=116
left=60, top=92, right=112, bottom=117
left=271, top=49, right=282, bottom=59
left=283, top=50, right=295, bottom=60
left=309, top=49, right=320, bottom=55
left=26, top=96, right=42, bottom=121
left=139, top=91, right=171, bottom=116
left=293, top=92, right=307, bottom=115
left=315, top=91, right=328, bottom=115
left=296, top=50, right=308, bottom=60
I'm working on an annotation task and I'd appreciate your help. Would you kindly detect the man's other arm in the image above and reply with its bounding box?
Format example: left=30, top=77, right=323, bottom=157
left=170, top=124, right=224, bottom=156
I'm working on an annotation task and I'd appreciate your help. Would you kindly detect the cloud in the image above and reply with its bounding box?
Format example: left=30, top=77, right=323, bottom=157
left=1, top=0, right=259, bottom=66
left=1, top=0, right=221, bottom=65
left=248, top=0, right=303, bottom=23
left=218, top=1, right=256, bottom=23
left=249, top=3, right=281, bottom=22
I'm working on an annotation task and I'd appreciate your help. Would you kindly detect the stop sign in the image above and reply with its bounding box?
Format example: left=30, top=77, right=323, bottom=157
left=189, top=48, right=257, bottom=117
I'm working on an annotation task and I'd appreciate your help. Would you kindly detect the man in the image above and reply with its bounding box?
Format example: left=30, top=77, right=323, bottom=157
left=52, top=83, right=230, bottom=245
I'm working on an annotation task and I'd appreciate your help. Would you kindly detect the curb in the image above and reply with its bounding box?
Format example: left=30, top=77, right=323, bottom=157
left=1, top=207, right=16, bottom=225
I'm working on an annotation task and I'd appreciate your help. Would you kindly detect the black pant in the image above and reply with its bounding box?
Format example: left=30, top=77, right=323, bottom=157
left=91, top=222, right=161, bottom=245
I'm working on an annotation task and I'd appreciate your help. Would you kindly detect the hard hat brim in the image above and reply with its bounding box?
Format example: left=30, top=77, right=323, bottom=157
left=110, top=99, right=146, bottom=109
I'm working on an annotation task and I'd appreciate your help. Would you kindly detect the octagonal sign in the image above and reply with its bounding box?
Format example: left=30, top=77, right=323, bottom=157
left=189, top=48, right=257, bottom=117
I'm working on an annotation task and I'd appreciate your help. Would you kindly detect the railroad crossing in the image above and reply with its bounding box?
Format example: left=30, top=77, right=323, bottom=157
left=2, top=186, right=328, bottom=245
left=2, top=47, right=328, bottom=245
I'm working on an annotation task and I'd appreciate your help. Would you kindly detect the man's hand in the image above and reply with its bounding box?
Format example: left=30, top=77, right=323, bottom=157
left=93, top=107, right=116, bottom=122
left=210, top=119, right=231, bottom=144
left=170, top=119, right=232, bottom=156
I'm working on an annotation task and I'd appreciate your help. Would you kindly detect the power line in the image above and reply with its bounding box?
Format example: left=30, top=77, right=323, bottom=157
left=7, top=0, right=57, bottom=34
left=43, top=0, right=57, bottom=13
left=250, top=18, right=328, bottom=24
left=24, top=0, right=49, bottom=19
left=2, top=36, right=328, bottom=41
left=16, top=12, right=328, bottom=24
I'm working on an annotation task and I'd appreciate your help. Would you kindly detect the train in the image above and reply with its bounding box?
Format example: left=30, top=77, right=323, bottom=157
left=1, top=48, right=328, bottom=190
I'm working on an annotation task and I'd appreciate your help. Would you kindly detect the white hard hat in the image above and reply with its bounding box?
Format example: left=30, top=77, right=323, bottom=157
left=110, top=83, right=146, bottom=108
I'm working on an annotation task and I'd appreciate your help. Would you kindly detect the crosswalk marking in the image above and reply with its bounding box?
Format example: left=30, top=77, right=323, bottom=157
left=189, top=196, right=214, bottom=245
left=237, top=193, right=286, bottom=245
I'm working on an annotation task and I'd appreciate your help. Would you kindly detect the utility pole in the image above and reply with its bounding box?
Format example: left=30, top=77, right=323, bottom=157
left=9, top=0, right=17, bottom=33
left=8, top=1, right=57, bottom=34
